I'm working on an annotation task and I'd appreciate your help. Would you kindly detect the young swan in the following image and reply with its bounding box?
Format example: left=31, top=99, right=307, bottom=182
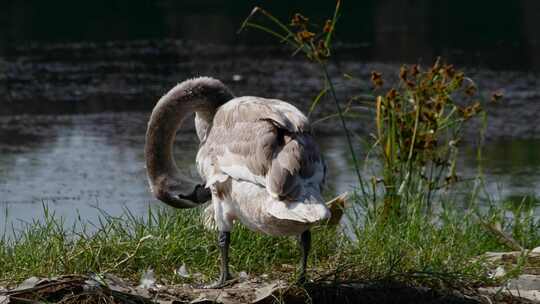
left=145, top=77, right=331, bottom=288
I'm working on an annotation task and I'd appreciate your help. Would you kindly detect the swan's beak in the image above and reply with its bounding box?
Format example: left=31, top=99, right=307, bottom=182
left=178, top=184, right=212, bottom=204
left=150, top=175, right=211, bottom=208
left=324, top=192, right=349, bottom=226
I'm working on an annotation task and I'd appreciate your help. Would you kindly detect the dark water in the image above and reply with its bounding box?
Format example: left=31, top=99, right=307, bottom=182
left=0, top=0, right=539, bottom=70
left=0, top=113, right=539, bottom=235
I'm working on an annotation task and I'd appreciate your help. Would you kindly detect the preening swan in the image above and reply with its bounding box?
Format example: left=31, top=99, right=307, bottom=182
left=145, top=77, right=334, bottom=288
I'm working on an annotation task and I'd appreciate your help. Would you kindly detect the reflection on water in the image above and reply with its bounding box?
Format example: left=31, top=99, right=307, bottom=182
left=0, top=113, right=539, bottom=235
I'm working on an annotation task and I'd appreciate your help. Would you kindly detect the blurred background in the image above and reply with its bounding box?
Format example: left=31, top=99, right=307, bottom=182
left=1, top=0, right=539, bottom=69
left=0, top=0, right=539, bottom=233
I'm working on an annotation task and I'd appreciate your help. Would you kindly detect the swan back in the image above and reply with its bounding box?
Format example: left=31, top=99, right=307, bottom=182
left=197, top=96, right=328, bottom=223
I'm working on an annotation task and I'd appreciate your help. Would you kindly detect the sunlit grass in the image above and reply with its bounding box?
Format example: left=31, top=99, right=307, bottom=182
left=0, top=205, right=338, bottom=284
left=1, top=199, right=538, bottom=288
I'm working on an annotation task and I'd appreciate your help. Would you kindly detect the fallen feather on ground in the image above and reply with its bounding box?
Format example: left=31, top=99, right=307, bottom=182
left=238, top=271, right=249, bottom=281
left=139, top=268, right=156, bottom=289
left=176, top=264, right=190, bottom=278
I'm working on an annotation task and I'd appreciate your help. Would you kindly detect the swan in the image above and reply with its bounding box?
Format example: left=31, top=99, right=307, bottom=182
left=145, top=77, right=334, bottom=288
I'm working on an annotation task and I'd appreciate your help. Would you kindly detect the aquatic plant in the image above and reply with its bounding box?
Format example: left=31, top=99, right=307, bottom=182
left=369, top=59, right=487, bottom=220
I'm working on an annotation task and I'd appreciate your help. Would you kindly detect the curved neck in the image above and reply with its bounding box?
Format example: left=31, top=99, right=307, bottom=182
left=145, top=77, right=234, bottom=208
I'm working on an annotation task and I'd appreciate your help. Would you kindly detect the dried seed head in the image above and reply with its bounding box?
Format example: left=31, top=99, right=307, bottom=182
left=465, top=85, right=477, bottom=97
left=399, top=66, right=408, bottom=82
left=323, top=19, right=333, bottom=33
left=316, top=39, right=330, bottom=59
left=458, top=101, right=482, bottom=120
left=411, top=64, right=420, bottom=77
left=291, top=13, right=309, bottom=27
left=454, top=72, right=464, bottom=87
left=491, top=90, right=504, bottom=103
left=371, top=71, right=384, bottom=88
left=386, top=88, right=398, bottom=100
left=443, top=64, right=455, bottom=78
left=296, top=30, right=315, bottom=42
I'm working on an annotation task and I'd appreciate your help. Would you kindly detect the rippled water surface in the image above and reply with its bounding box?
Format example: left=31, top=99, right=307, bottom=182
left=1, top=113, right=539, bottom=235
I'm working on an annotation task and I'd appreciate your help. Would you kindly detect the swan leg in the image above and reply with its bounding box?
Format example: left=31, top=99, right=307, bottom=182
left=203, top=231, right=233, bottom=289
left=297, top=229, right=311, bottom=284
left=203, top=193, right=234, bottom=288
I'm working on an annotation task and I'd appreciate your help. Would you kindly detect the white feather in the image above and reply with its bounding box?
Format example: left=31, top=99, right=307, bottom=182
left=218, top=149, right=266, bottom=186
left=205, top=173, right=228, bottom=188
left=267, top=196, right=330, bottom=223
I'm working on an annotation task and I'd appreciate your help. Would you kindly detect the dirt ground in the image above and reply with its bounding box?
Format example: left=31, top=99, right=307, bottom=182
left=1, top=274, right=537, bottom=304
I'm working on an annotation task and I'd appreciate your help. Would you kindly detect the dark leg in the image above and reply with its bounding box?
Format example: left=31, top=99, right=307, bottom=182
left=297, top=229, right=311, bottom=284
left=204, top=231, right=233, bottom=289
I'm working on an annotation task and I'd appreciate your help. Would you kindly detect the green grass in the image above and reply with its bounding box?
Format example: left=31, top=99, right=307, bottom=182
left=0, top=205, right=338, bottom=285
left=1, top=197, right=538, bottom=289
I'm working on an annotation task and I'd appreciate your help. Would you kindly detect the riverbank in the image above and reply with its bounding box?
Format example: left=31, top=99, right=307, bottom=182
left=1, top=202, right=539, bottom=303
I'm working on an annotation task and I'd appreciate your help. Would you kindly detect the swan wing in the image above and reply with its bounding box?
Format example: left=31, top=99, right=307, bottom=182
left=198, top=97, right=326, bottom=203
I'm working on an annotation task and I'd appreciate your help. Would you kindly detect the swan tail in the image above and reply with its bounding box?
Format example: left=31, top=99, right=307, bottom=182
left=267, top=194, right=331, bottom=224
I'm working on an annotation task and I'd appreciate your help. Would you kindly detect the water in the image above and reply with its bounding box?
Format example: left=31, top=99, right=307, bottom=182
left=1, top=0, right=539, bottom=71
left=0, top=112, right=539, bottom=235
